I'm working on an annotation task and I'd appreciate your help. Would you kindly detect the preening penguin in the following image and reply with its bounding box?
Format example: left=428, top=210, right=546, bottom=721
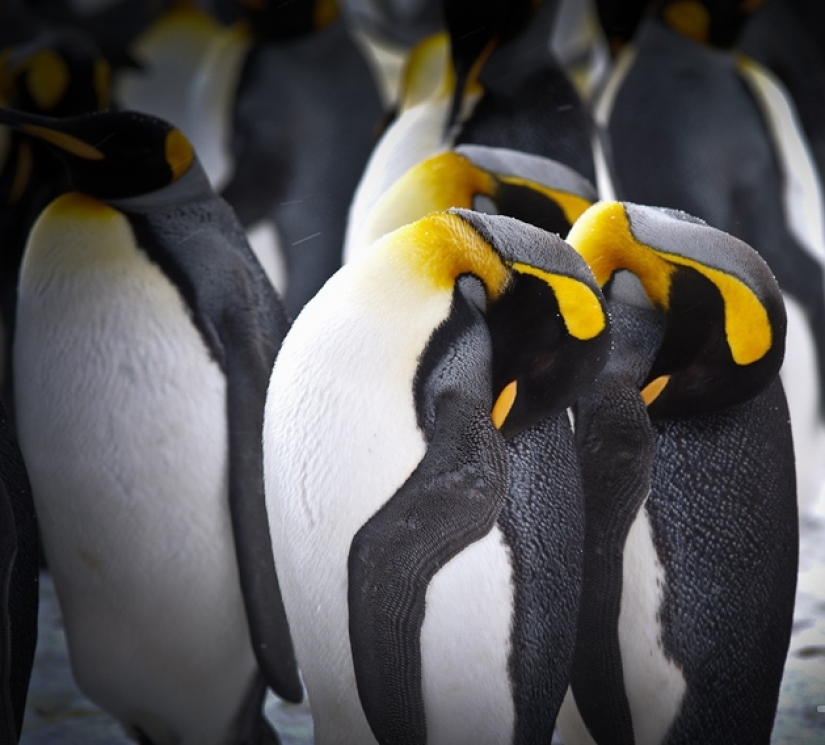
left=594, top=0, right=825, bottom=515
left=0, top=399, right=38, bottom=745
left=344, top=142, right=597, bottom=262
left=264, top=208, right=611, bottom=744
left=557, top=201, right=797, bottom=744
left=344, top=0, right=601, bottom=263
left=2, top=107, right=301, bottom=745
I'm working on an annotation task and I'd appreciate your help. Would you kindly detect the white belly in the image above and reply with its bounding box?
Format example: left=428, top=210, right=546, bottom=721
left=14, top=202, right=258, bottom=745
left=421, top=525, right=515, bottom=745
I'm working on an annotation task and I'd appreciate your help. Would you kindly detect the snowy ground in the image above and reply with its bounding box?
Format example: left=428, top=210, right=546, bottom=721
left=20, top=512, right=825, bottom=744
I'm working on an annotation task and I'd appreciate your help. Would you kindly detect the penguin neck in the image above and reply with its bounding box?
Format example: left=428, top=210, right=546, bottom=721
left=569, top=300, right=664, bottom=744
left=107, top=160, right=214, bottom=213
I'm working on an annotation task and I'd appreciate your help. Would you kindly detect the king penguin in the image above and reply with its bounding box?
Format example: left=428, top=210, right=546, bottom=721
left=344, top=0, right=606, bottom=263
left=0, top=398, right=38, bottom=744
left=556, top=201, right=798, bottom=744
left=344, top=142, right=598, bottom=263
left=264, top=208, right=611, bottom=744
left=593, top=0, right=825, bottom=516
left=1, top=107, right=302, bottom=745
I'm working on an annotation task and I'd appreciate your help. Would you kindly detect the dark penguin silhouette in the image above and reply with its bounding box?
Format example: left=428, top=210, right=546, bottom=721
left=0, top=399, right=38, bottom=744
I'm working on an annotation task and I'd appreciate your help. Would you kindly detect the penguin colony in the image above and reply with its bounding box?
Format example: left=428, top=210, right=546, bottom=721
left=0, top=0, right=815, bottom=743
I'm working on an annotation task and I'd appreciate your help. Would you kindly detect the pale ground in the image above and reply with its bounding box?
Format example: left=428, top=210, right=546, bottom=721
left=18, top=508, right=825, bottom=745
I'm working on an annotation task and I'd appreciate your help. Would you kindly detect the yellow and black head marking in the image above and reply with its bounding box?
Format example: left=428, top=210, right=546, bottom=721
left=0, top=107, right=195, bottom=199
left=567, top=200, right=786, bottom=418
left=4, top=28, right=111, bottom=116
left=362, top=144, right=597, bottom=251
left=410, top=207, right=610, bottom=439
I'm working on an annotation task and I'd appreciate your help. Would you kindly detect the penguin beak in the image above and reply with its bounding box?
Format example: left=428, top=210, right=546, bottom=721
left=491, top=379, right=517, bottom=429
left=0, top=107, right=104, bottom=160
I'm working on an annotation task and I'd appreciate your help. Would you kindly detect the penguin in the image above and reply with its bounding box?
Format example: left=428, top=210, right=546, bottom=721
left=116, top=0, right=384, bottom=315
left=263, top=208, right=611, bottom=744
left=344, top=142, right=598, bottom=263
left=556, top=201, right=797, bottom=743
left=0, top=398, right=38, bottom=744
left=344, top=0, right=606, bottom=266
left=0, top=107, right=301, bottom=745
left=0, top=28, right=113, bottom=416
left=220, top=0, right=384, bottom=315
left=593, top=0, right=825, bottom=517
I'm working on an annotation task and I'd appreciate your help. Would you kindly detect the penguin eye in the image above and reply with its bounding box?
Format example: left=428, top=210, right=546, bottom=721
left=473, top=193, right=499, bottom=215
left=491, top=380, right=517, bottom=429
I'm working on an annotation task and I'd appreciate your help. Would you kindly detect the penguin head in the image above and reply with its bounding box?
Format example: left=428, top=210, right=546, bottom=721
left=567, top=200, right=786, bottom=419
left=235, top=0, right=340, bottom=41
left=356, top=144, right=596, bottom=255
left=442, top=0, right=547, bottom=130
left=409, top=208, right=610, bottom=439
left=0, top=28, right=112, bottom=115
left=0, top=107, right=197, bottom=200
left=653, top=0, right=768, bottom=48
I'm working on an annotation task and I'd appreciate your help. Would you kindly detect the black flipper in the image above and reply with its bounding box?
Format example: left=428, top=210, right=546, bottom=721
left=121, top=169, right=302, bottom=704
left=348, top=279, right=509, bottom=745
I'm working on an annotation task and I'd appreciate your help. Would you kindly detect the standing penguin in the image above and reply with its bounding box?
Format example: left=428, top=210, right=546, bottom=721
left=594, top=0, right=825, bottom=516
left=0, top=398, right=38, bottom=744
left=1, top=107, right=301, bottom=745
left=344, top=0, right=604, bottom=262
left=557, top=201, right=797, bottom=744
left=264, top=208, right=611, bottom=744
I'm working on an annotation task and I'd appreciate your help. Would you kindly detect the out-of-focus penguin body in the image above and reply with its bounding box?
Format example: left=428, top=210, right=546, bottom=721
left=264, top=209, right=611, bottom=744
left=222, top=2, right=384, bottom=315
left=557, top=201, right=797, bottom=744
left=345, top=0, right=602, bottom=265
left=4, top=108, right=300, bottom=745
left=118, top=0, right=384, bottom=315
left=596, top=1, right=825, bottom=515
left=0, top=399, right=38, bottom=744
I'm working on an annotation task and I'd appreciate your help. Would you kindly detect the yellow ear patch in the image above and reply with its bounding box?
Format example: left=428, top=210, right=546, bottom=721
left=21, top=123, right=104, bottom=160
left=313, top=0, right=339, bottom=30
left=23, top=49, right=70, bottom=111
left=165, top=128, right=194, bottom=181
left=385, top=211, right=509, bottom=298
left=662, top=0, right=710, bottom=44
left=399, top=33, right=453, bottom=111
left=568, top=201, right=674, bottom=306
left=568, top=201, right=773, bottom=366
left=492, top=380, right=517, bottom=429
left=366, top=151, right=495, bottom=243
left=511, top=262, right=607, bottom=341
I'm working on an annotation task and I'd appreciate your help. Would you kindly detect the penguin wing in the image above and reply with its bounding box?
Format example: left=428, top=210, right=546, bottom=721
left=347, top=281, right=509, bottom=745
left=126, top=199, right=302, bottom=703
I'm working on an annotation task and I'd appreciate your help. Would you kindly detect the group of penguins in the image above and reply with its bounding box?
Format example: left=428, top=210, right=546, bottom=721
left=0, top=0, right=823, bottom=743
